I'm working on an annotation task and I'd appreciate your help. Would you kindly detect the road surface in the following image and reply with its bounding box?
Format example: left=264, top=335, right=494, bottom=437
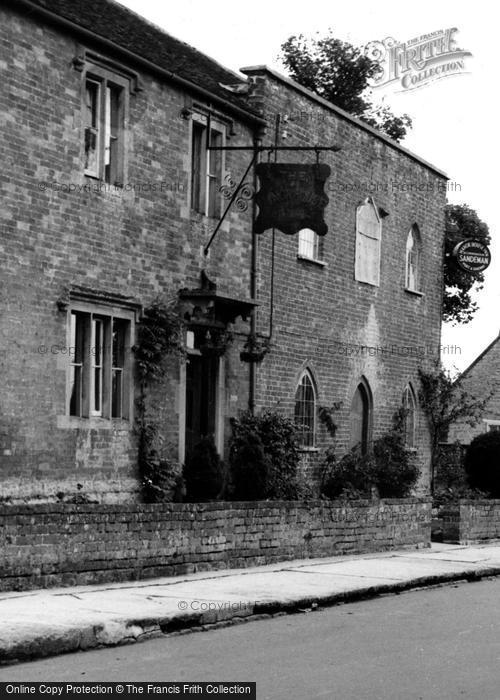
left=2, top=578, right=500, bottom=699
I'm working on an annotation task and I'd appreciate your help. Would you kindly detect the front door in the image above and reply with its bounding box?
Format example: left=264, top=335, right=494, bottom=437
left=185, top=353, right=218, bottom=460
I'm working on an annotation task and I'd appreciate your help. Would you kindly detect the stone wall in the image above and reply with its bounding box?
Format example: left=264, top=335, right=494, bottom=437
left=0, top=499, right=431, bottom=591
left=440, top=500, right=500, bottom=543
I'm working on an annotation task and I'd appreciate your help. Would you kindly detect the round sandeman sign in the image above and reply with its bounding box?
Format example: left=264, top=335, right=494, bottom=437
left=452, top=239, right=491, bottom=273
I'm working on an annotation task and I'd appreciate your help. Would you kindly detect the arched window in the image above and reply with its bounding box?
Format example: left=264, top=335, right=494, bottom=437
left=349, top=379, right=372, bottom=454
left=406, top=225, right=421, bottom=292
left=402, top=384, right=417, bottom=447
left=298, top=228, right=322, bottom=261
left=355, top=199, right=382, bottom=286
left=294, top=371, right=317, bottom=447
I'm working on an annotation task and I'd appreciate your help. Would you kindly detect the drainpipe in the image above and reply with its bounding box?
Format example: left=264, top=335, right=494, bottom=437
left=248, top=114, right=279, bottom=413
left=268, top=113, right=280, bottom=340
left=248, top=136, right=259, bottom=414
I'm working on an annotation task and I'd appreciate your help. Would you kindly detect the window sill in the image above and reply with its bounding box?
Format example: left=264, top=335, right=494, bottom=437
left=405, top=446, right=418, bottom=453
left=57, top=415, right=131, bottom=430
left=297, top=255, right=327, bottom=268
left=84, top=174, right=121, bottom=183
left=404, top=288, right=425, bottom=297
left=83, top=175, right=126, bottom=195
left=298, top=446, right=320, bottom=453
left=355, top=278, right=379, bottom=287
left=190, top=209, right=221, bottom=221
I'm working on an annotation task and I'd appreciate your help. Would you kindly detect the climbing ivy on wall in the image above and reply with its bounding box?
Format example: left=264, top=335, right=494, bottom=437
left=133, top=299, right=185, bottom=502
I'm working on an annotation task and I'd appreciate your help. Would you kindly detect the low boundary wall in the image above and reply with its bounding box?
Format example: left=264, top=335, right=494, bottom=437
left=0, top=499, right=431, bottom=591
left=440, top=500, right=500, bottom=544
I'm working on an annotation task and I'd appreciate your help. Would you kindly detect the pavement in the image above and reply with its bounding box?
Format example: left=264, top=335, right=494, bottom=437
left=2, top=542, right=500, bottom=666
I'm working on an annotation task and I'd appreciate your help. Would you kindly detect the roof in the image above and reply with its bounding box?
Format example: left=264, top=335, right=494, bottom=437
left=14, top=0, right=262, bottom=122
left=241, top=66, right=449, bottom=178
left=457, top=333, right=500, bottom=382
left=13, top=0, right=448, bottom=176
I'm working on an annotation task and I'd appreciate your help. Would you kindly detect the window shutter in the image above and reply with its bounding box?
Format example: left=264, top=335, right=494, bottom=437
left=355, top=201, right=381, bottom=285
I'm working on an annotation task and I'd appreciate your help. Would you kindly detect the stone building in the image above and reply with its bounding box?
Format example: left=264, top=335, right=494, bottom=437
left=447, top=333, right=500, bottom=445
left=0, top=0, right=447, bottom=503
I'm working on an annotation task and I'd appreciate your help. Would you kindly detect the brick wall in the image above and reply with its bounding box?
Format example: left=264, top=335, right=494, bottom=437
left=0, top=499, right=431, bottom=591
left=0, top=6, right=255, bottom=500
left=440, top=500, right=500, bottom=543
left=1, top=5, right=446, bottom=501
left=246, top=69, right=446, bottom=492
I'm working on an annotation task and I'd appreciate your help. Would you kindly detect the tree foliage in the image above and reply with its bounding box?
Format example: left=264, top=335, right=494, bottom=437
left=418, top=364, right=491, bottom=494
left=279, top=31, right=412, bottom=142
left=443, top=204, right=490, bottom=325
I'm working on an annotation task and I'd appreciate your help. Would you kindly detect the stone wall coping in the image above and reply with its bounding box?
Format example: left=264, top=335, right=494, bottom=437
left=0, top=498, right=430, bottom=516
left=440, top=499, right=500, bottom=511
left=458, top=499, right=500, bottom=505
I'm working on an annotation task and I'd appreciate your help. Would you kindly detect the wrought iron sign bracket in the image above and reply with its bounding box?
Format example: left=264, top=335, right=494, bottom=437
left=203, top=150, right=258, bottom=256
left=203, top=145, right=341, bottom=255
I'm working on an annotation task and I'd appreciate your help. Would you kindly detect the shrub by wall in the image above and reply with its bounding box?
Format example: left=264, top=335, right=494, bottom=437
left=465, top=432, right=500, bottom=497
left=228, top=411, right=303, bottom=500
left=183, top=436, right=223, bottom=502
left=321, top=412, right=420, bottom=500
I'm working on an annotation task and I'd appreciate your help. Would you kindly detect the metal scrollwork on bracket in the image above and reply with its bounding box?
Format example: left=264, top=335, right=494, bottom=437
left=220, top=174, right=254, bottom=213
left=219, top=174, right=236, bottom=199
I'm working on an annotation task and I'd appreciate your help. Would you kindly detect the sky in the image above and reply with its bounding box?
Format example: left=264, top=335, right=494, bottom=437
left=117, top=0, right=499, bottom=374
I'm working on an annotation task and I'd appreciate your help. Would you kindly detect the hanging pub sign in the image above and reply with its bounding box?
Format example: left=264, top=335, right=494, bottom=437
left=452, top=239, right=491, bottom=274
left=253, top=163, right=331, bottom=236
